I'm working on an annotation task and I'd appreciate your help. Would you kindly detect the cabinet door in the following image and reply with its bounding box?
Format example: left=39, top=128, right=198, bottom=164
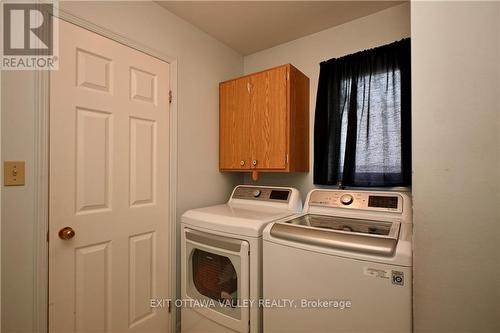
left=220, top=77, right=251, bottom=170
left=250, top=66, right=288, bottom=169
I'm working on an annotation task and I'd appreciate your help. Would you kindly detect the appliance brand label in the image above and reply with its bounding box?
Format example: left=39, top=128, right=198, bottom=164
left=364, top=267, right=405, bottom=286
left=363, top=267, right=390, bottom=279
left=391, top=270, right=405, bottom=286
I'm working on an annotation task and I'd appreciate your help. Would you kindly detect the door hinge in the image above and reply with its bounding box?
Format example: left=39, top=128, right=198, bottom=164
left=285, top=154, right=289, bottom=165
left=169, top=90, right=173, bottom=104
left=168, top=300, right=171, bottom=313
left=47, top=231, right=49, bottom=242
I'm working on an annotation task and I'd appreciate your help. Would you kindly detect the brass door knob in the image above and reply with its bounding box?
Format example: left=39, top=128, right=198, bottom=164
left=58, top=227, right=75, bottom=240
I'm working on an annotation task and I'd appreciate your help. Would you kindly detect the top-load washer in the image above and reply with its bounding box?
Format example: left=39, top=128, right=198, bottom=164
left=180, top=185, right=301, bottom=333
left=262, top=189, right=413, bottom=332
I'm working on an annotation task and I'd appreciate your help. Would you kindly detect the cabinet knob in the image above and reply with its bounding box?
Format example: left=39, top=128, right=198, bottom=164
left=240, top=160, right=245, bottom=166
left=252, top=159, right=257, bottom=166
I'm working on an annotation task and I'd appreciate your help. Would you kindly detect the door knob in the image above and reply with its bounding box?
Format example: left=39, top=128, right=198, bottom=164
left=240, top=160, right=245, bottom=166
left=252, top=159, right=257, bottom=166
left=58, top=227, right=75, bottom=240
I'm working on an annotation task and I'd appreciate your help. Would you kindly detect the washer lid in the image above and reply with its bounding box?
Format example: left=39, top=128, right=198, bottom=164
left=181, top=203, right=298, bottom=237
left=284, top=214, right=397, bottom=237
left=269, top=214, right=401, bottom=256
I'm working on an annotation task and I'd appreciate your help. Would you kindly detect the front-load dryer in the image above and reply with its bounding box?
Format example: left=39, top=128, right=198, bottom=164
left=180, top=185, right=301, bottom=333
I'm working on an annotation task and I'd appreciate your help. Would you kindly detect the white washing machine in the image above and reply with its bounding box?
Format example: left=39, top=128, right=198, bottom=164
left=180, top=185, right=302, bottom=333
left=263, top=189, right=413, bottom=332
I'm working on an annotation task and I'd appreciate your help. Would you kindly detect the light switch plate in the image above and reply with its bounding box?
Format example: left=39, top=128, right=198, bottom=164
left=4, top=161, right=25, bottom=186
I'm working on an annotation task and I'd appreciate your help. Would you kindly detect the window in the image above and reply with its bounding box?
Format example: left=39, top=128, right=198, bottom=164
left=314, top=38, right=411, bottom=187
left=192, top=249, right=238, bottom=307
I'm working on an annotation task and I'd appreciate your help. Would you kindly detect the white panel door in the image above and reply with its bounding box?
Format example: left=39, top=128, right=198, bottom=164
left=49, top=19, right=170, bottom=332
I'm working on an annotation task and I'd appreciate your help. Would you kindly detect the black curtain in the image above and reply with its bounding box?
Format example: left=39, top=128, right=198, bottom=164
left=314, top=38, right=411, bottom=187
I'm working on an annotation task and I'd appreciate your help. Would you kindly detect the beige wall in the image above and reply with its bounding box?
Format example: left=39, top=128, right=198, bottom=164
left=1, top=70, right=38, bottom=333
left=242, top=3, right=411, bottom=198
left=1, top=1, right=243, bottom=331
left=411, top=1, right=500, bottom=332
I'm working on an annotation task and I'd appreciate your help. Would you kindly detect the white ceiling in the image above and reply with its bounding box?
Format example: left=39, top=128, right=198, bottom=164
left=157, top=1, right=404, bottom=55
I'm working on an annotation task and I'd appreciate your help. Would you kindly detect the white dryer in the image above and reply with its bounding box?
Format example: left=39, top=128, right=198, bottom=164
left=263, top=189, right=413, bottom=332
left=180, top=185, right=301, bottom=333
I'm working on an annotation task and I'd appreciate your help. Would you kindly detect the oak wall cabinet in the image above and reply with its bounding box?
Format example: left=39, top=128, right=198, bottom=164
left=219, top=64, right=309, bottom=177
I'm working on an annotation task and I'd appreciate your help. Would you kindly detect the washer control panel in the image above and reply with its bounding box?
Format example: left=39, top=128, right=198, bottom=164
left=309, top=190, right=402, bottom=212
left=340, top=194, right=354, bottom=205
left=232, top=186, right=291, bottom=202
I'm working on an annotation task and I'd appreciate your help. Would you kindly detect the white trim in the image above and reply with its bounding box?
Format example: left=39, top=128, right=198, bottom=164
left=168, top=49, right=179, bottom=333
left=32, top=6, right=51, bottom=329
left=0, top=37, right=3, bottom=333
left=33, top=69, right=49, bottom=333
left=34, top=8, right=179, bottom=333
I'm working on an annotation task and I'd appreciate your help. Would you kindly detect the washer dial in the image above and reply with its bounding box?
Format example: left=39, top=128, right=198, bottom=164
left=340, top=194, right=354, bottom=205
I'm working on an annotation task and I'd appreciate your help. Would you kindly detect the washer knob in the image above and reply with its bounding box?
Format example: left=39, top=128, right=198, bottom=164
left=252, top=189, right=261, bottom=198
left=340, top=194, right=353, bottom=205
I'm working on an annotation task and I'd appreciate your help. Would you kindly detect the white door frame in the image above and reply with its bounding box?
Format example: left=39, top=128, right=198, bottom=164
left=0, top=41, right=2, bottom=333
left=34, top=8, right=178, bottom=333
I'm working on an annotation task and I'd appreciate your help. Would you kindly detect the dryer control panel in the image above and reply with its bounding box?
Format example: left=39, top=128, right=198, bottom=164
left=232, top=186, right=291, bottom=202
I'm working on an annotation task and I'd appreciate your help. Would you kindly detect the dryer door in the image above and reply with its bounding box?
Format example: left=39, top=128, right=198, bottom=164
left=182, top=228, right=250, bottom=333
